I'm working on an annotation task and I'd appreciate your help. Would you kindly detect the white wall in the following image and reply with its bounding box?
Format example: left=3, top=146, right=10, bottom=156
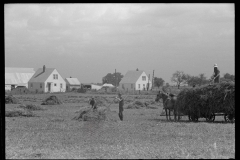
left=135, top=72, right=152, bottom=90
left=45, top=69, right=66, bottom=92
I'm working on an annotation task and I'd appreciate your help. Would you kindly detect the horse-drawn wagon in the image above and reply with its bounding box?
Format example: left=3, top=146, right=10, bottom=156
left=156, top=81, right=235, bottom=123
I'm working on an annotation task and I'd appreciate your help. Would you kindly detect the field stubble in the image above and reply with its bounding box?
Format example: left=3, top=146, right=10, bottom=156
left=5, top=93, right=235, bottom=159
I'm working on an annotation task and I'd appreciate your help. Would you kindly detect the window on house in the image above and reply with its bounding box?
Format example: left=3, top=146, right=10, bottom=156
left=40, top=83, right=42, bottom=88
left=31, top=83, right=33, bottom=88
left=143, top=84, right=145, bottom=88
left=56, top=74, right=58, bottom=79
left=54, top=83, right=57, bottom=86
left=60, top=83, right=62, bottom=88
left=142, top=76, right=146, bottom=81
left=138, top=84, right=140, bottom=88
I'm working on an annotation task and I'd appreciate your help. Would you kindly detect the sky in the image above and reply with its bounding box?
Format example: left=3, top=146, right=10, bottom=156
left=5, top=3, right=235, bottom=84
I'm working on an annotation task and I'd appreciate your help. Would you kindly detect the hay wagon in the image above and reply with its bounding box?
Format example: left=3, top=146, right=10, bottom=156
left=187, top=112, right=235, bottom=122
left=172, top=82, right=235, bottom=123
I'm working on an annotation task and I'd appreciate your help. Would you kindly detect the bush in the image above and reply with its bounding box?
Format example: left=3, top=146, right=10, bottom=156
left=77, top=88, right=87, bottom=93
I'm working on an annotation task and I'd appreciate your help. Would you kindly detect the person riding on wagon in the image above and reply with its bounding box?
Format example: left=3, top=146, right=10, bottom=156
left=211, top=64, right=220, bottom=84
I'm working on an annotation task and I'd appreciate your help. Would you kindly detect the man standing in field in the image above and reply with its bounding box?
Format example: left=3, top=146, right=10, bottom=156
left=211, top=64, right=220, bottom=83
left=115, top=93, right=124, bottom=121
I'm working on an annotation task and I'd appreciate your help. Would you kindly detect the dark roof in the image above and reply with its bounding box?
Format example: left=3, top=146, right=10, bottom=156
left=28, top=68, right=55, bottom=83
left=120, top=70, right=144, bottom=83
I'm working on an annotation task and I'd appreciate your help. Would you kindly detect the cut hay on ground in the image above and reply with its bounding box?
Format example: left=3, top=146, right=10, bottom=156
left=175, top=82, right=235, bottom=120
left=5, top=109, right=35, bottom=117
left=73, top=106, right=119, bottom=122
left=5, top=95, right=19, bottom=104
left=18, top=104, right=45, bottom=111
left=126, top=100, right=158, bottom=109
left=41, top=95, right=62, bottom=105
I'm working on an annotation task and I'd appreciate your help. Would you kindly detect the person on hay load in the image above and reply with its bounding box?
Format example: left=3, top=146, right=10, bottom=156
left=211, top=64, right=220, bottom=84
left=115, top=93, right=124, bottom=121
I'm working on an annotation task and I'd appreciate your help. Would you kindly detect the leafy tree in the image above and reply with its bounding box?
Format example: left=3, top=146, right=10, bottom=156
left=186, top=73, right=208, bottom=87
left=154, top=77, right=165, bottom=89
left=102, top=72, right=123, bottom=86
left=171, top=71, right=188, bottom=89
left=220, top=73, right=235, bottom=82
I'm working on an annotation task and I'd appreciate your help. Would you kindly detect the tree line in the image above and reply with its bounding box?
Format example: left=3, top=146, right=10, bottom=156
left=101, top=70, right=235, bottom=89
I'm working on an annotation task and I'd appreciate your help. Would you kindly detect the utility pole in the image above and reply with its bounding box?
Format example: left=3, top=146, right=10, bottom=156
left=147, top=74, right=150, bottom=91
left=115, top=69, right=117, bottom=87
left=152, top=70, right=154, bottom=90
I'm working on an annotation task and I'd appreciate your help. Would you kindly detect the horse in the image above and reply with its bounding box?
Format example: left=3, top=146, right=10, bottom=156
left=155, top=91, right=180, bottom=121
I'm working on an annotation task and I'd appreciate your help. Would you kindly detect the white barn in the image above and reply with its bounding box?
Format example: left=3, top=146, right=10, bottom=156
left=119, top=70, right=152, bottom=91
left=5, top=67, right=35, bottom=90
left=65, top=77, right=81, bottom=91
left=28, top=65, right=66, bottom=93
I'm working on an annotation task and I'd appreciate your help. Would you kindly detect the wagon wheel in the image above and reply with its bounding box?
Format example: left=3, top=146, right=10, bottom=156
left=224, top=114, right=235, bottom=123
left=206, top=113, right=215, bottom=122
left=188, top=114, right=198, bottom=122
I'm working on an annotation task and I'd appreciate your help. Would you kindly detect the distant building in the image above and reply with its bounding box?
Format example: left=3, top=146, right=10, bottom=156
left=65, top=77, right=81, bottom=91
left=91, top=84, right=102, bottom=90
left=28, top=65, right=66, bottom=93
left=5, top=67, right=35, bottom=91
left=119, top=70, right=152, bottom=91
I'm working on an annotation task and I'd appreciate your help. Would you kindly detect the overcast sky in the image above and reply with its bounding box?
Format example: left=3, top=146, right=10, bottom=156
left=5, top=3, right=235, bottom=84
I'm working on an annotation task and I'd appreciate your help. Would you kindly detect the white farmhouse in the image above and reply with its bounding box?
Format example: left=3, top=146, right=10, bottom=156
left=28, top=65, right=66, bottom=93
left=119, top=70, right=152, bottom=91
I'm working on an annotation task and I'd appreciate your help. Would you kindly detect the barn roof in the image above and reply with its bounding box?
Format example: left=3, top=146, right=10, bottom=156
left=120, top=70, right=145, bottom=83
left=5, top=67, right=35, bottom=85
left=28, top=68, right=55, bottom=83
left=65, top=78, right=81, bottom=85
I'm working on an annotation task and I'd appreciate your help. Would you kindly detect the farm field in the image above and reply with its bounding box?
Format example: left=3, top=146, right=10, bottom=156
left=5, top=92, right=235, bottom=159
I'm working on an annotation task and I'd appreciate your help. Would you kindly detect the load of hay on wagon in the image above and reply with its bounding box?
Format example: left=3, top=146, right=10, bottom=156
left=175, top=81, right=235, bottom=121
left=41, top=95, right=62, bottom=105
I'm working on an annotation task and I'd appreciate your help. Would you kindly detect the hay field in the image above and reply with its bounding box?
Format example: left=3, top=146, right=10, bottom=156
left=6, top=93, right=235, bottom=159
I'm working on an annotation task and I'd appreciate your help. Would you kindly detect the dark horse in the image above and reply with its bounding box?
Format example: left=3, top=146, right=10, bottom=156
left=155, top=91, right=180, bottom=121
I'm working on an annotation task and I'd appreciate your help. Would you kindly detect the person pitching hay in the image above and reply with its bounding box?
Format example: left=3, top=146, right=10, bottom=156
left=115, top=93, right=124, bottom=121
left=211, top=64, right=220, bottom=84
left=89, top=97, right=97, bottom=110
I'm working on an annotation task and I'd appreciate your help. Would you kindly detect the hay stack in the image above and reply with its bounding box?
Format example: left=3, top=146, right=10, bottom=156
left=73, top=106, right=118, bottom=122
left=5, top=95, right=19, bottom=104
left=41, top=95, right=62, bottom=105
left=175, top=82, right=235, bottom=119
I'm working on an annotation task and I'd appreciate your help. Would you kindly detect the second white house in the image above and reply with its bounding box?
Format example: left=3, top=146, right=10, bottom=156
left=119, top=70, right=152, bottom=91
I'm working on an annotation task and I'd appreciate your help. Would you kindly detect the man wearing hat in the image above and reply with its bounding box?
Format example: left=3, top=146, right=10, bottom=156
left=115, top=93, right=124, bottom=121
left=211, top=64, right=220, bottom=83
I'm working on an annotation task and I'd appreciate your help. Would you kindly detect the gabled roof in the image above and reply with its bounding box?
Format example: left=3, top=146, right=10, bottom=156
left=120, top=70, right=145, bottom=83
left=65, top=78, right=80, bottom=85
left=5, top=67, right=35, bottom=85
left=102, top=83, right=114, bottom=87
left=28, top=68, right=55, bottom=83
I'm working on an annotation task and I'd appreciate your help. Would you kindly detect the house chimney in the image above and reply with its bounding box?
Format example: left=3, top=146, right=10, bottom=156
left=136, top=68, right=139, bottom=71
left=43, top=65, right=45, bottom=72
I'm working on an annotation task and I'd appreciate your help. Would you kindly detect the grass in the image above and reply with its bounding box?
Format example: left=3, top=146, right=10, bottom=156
left=5, top=93, right=235, bottom=159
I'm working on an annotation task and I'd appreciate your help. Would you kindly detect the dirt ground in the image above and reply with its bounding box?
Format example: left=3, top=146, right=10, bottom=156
left=5, top=93, right=235, bottom=159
